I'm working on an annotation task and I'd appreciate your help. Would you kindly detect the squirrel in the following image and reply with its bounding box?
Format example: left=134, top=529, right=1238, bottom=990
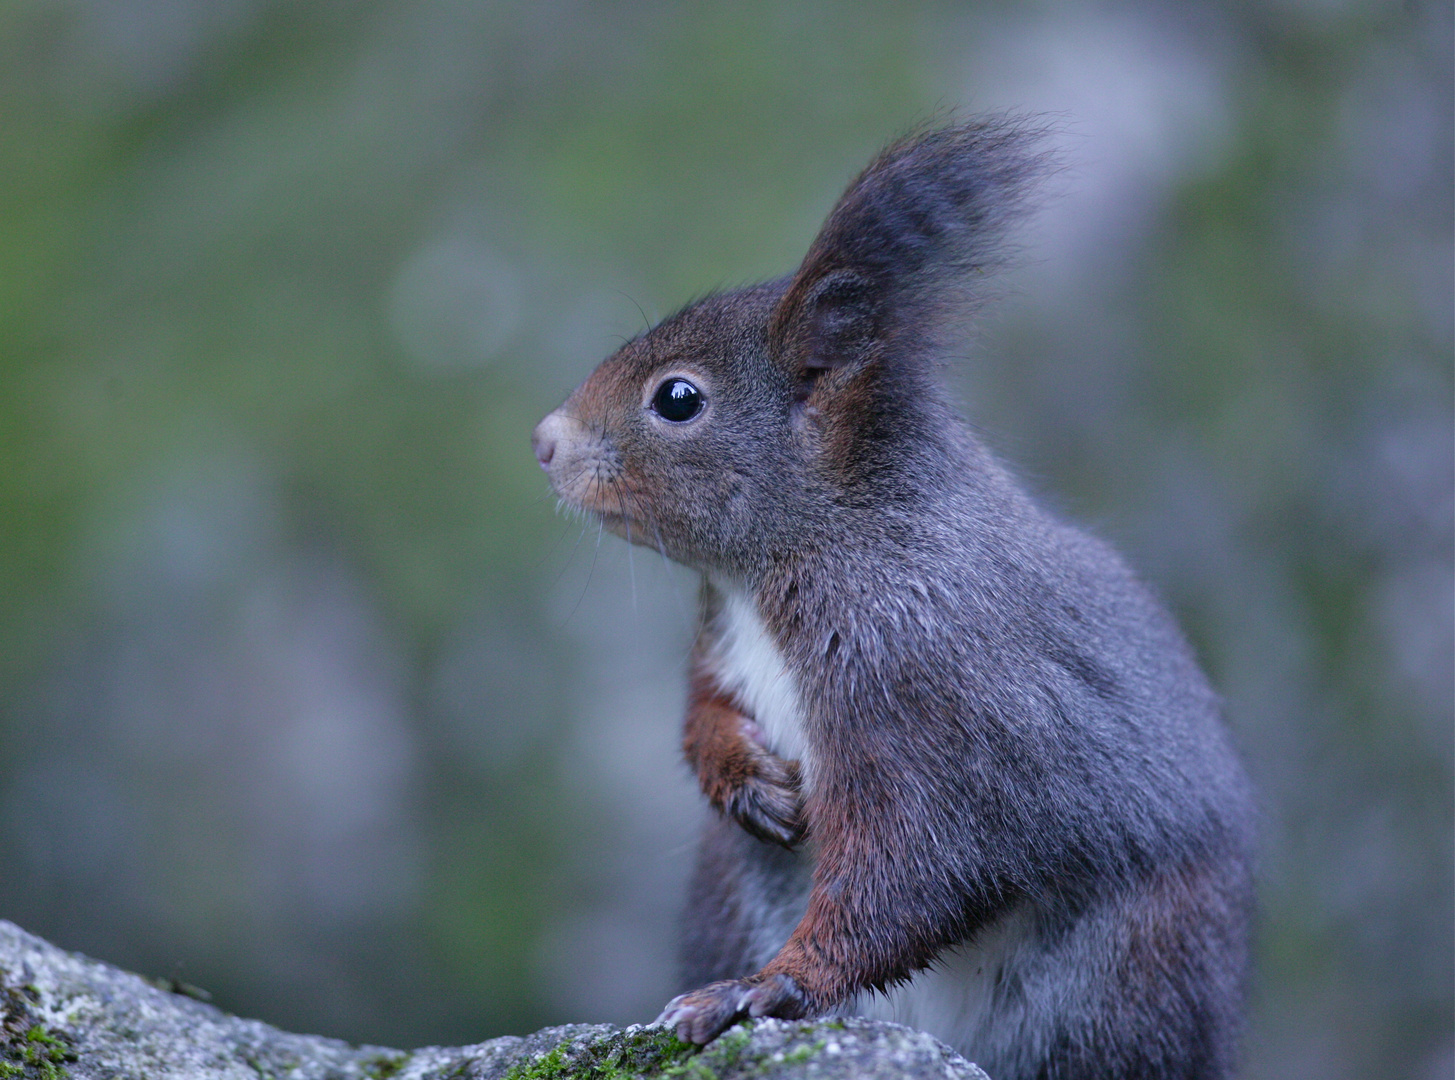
left=531, top=119, right=1255, bottom=1080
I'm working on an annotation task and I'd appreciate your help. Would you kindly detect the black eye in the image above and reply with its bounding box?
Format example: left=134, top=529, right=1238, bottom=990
left=651, top=378, right=704, bottom=423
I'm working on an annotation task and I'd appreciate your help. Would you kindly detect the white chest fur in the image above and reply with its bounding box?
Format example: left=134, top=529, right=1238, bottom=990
left=850, top=903, right=1037, bottom=1064
left=709, top=584, right=814, bottom=785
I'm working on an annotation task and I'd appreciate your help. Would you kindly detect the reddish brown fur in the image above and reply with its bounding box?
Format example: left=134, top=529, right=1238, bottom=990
left=683, top=643, right=805, bottom=850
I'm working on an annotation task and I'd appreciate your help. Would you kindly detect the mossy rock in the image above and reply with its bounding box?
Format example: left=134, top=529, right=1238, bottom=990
left=0, top=921, right=988, bottom=1079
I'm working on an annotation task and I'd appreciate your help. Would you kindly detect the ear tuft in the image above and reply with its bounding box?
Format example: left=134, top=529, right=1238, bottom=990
left=772, top=116, right=1049, bottom=381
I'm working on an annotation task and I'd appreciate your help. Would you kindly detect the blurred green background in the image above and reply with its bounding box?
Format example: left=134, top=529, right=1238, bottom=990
left=0, top=1, right=1449, bottom=1076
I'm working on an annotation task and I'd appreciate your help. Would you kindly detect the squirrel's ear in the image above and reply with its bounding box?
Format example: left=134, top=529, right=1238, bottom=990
left=770, top=118, right=1045, bottom=385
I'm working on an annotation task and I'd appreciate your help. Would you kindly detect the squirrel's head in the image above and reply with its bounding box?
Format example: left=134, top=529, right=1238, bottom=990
left=532, top=119, right=1043, bottom=576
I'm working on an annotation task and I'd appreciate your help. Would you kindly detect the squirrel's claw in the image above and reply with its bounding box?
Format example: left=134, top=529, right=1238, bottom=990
left=655, top=980, right=751, bottom=1045
left=655, top=974, right=808, bottom=1045
left=724, top=753, right=804, bottom=849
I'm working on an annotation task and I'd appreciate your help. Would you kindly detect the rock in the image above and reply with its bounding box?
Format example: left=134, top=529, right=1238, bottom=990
left=0, top=921, right=990, bottom=1079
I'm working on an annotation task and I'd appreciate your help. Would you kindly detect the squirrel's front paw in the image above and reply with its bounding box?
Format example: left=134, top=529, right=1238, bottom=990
left=655, top=974, right=808, bottom=1045
left=721, top=749, right=804, bottom=849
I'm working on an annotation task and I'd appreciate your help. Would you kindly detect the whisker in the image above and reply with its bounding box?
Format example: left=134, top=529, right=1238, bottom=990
left=610, top=287, right=654, bottom=337
left=615, top=476, right=639, bottom=614
left=549, top=516, right=592, bottom=598
left=646, top=516, right=692, bottom=626
left=563, top=518, right=603, bottom=626
left=534, top=513, right=578, bottom=576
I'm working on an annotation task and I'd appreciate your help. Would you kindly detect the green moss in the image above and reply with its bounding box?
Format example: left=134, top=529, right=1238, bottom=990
left=503, top=1042, right=568, bottom=1080
left=20, top=1028, right=72, bottom=1080
left=493, top=1021, right=834, bottom=1080
left=500, top=1026, right=709, bottom=1080
left=774, top=1038, right=823, bottom=1067
left=0, top=975, right=75, bottom=1080
left=361, top=1052, right=409, bottom=1079
left=659, top=1025, right=749, bottom=1080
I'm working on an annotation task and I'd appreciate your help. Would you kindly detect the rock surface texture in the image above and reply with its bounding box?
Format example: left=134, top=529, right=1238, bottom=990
left=0, top=921, right=990, bottom=1079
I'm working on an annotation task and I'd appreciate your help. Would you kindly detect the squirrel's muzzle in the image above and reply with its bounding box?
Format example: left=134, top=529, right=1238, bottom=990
left=532, top=410, right=570, bottom=470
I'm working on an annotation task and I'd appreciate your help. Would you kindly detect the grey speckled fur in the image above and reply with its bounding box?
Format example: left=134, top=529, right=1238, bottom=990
left=535, top=119, right=1255, bottom=1079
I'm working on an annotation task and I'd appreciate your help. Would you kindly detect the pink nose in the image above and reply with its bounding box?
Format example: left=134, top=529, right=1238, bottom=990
left=532, top=425, right=555, bottom=468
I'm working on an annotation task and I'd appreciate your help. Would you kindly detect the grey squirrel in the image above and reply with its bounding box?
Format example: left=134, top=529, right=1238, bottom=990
left=532, top=119, right=1255, bottom=1080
